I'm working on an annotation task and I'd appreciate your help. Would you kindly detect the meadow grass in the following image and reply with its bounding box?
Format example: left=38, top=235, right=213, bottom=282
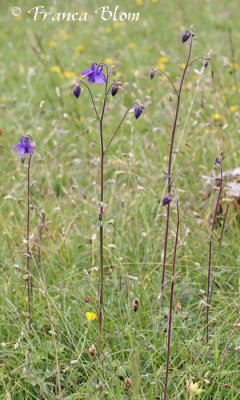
left=1, top=0, right=240, bottom=398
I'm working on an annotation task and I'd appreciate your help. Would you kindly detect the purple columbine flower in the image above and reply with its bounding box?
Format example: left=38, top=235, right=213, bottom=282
left=11, top=136, right=36, bottom=156
left=81, top=63, right=107, bottom=84
left=162, top=193, right=173, bottom=206
left=73, top=83, right=81, bottom=98
left=182, top=30, right=191, bottom=43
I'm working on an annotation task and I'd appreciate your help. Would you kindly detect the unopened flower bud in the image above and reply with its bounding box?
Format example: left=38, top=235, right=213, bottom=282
left=134, top=106, right=142, bottom=119
left=73, top=84, right=81, bottom=99
left=214, top=157, right=221, bottom=166
left=111, top=83, right=119, bottom=96
left=150, top=67, right=157, bottom=80
left=132, top=299, right=140, bottom=312
left=162, top=193, right=173, bottom=206
left=84, top=296, right=91, bottom=303
left=182, top=30, right=191, bottom=43
left=204, top=60, right=209, bottom=68
left=125, top=378, right=132, bottom=389
left=134, top=104, right=145, bottom=120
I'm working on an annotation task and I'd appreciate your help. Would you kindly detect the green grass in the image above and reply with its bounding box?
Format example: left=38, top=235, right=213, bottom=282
left=1, top=0, right=240, bottom=398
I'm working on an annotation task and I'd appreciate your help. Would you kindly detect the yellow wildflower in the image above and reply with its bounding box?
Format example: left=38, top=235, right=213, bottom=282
left=129, top=43, right=137, bottom=49
left=115, top=72, right=122, bottom=79
left=152, top=0, right=158, bottom=3
left=41, top=54, right=47, bottom=60
left=131, top=69, right=136, bottom=75
left=75, top=45, right=84, bottom=55
left=175, top=21, right=181, bottom=27
left=181, top=63, right=186, bottom=69
left=204, top=128, right=210, bottom=135
left=156, top=62, right=165, bottom=71
left=86, top=312, right=97, bottom=321
left=63, top=34, right=71, bottom=40
left=63, top=71, right=75, bottom=79
left=136, top=0, right=143, bottom=4
left=231, top=85, right=237, bottom=91
left=230, top=105, right=239, bottom=113
left=213, top=113, right=221, bottom=120
left=18, top=67, right=24, bottom=73
left=160, top=75, right=167, bottom=81
left=231, top=62, right=238, bottom=70
left=105, top=27, right=112, bottom=33
left=113, top=22, right=125, bottom=28
left=49, top=41, right=57, bottom=48
left=51, top=66, right=61, bottom=73
left=58, top=29, right=65, bottom=35
left=158, top=57, right=169, bottom=63
left=80, top=116, right=85, bottom=122
left=105, top=58, right=113, bottom=64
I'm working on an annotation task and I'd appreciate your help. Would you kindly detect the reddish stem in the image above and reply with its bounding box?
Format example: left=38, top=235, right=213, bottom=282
left=27, top=155, right=32, bottom=329
left=161, top=38, right=193, bottom=299
left=163, top=200, right=180, bottom=400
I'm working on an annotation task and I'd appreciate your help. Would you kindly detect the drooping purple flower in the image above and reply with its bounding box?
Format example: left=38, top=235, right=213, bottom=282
left=162, top=193, right=173, bottom=206
left=182, top=30, right=191, bottom=43
left=134, top=106, right=143, bottom=119
left=73, top=83, right=81, bottom=98
left=11, top=136, right=36, bottom=156
left=81, top=63, right=107, bottom=84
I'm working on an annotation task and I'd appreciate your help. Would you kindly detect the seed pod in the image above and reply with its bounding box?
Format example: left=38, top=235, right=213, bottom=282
left=182, top=30, right=191, bottom=43
left=89, top=344, right=97, bottom=356
left=132, top=299, right=140, bottom=312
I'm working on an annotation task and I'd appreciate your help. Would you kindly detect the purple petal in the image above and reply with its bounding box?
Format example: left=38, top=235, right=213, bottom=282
left=94, top=72, right=105, bottom=84
left=81, top=68, right=92, bottom=77
left=11, top=143, right=20, bottom=152
left=91, top=63, right=97, bottom=72
left=17, top=145, right=25, bottom=156
left=87, top=73, right=96, bottom=83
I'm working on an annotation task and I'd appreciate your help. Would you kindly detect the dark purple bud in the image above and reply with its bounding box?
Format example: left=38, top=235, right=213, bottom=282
left=112, top=84, right=119, bottom=97
left=162, top=193, right=173, bottom=206
left=204, top=60, right=209, bottom=68
left=150, top=68, right=157, bottom=80
left=134, top=106, right=142, bottom=120
left=214, top=157, right=221, bottom=166
left=182, top=30, right=191, bottom=43
left=73, top=84, right=81, bottom=98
